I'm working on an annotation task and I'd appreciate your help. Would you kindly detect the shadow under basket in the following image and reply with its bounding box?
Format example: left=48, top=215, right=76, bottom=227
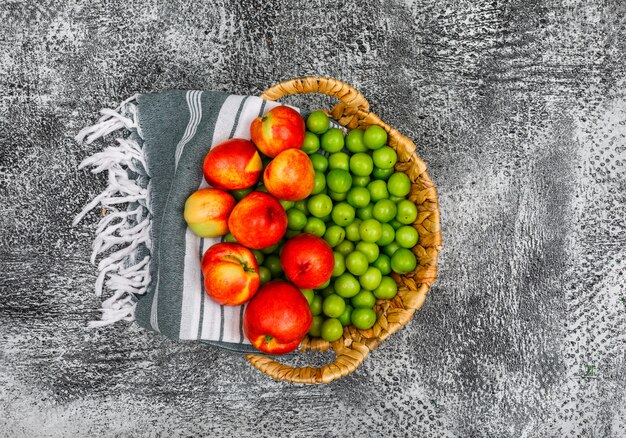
left=245, top=77, right=442, bottom=384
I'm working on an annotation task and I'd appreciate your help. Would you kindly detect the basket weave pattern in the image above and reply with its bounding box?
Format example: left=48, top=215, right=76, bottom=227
left=246, top=77, right=442, bottom=384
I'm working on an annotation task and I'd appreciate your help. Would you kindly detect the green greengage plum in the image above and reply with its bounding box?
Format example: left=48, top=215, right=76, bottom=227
left=322, top=294, right=346, bottom=318
left=293, top=199, right=309, bottom=215
left=334, top=273, right=361, bottom=298
left=389, top=219, right=403, bottom=230
left=396, top=200, right=418, bottom=224
left=264, top=255, right=283, bottom=277
left=345, top=250, right=369, bottom=276
left=346, top=186, right=371, bottom=208
left=372, top=199, right=397, bottom=223
left=363, top=125, right=388, bottom=150
left=390, top=248, right=417, bottom=274
left=321, top=318, right=344, bottom=342
left=307, top=194, right=333, bottom=218
left=287, top=208, right=307, bottom=230
left=231, top=187, right=254, bottom=201
left=349, top=153, right=373, bottom=176
left=304, top=217, right=326, bottom=237
left=328, top=152, right=350, bottom=171
left=307, top=111, right=330, bottom=134
left=351, top=308, right=377, bottom=329
left=316, top=278, right=331, bottom=290
left=373, top=276, right=398, bottom=300
left=351, top=290, right=376, bottom=309
left=285, top=229, right=300, bottom=238
left=338, top=304, right=353, bottom=326
left=377, top=223, right=396, bottom=246
left=352, top=175, right=371, bottom=187
left=359, top=266, right=382, bottom=290
left=279, top=199, right=295, bottom=210
left=332, top=251, right=346, bottom=277
left=335, top=240, right=355, bottom=256
left=331, top=202, right=355, bottom=226
left=396, top=225, right=419, bottom=248
left=326, top=169, right=352, bottom=193
left=308, top=315, right=324, bottom=337
left=356, top=204, right=374, bottom=221
left=387, top=172, right=411, bottom=197
left=258, top=266, right=271, bottom=284
left=383, top=241, right=400, bottom=257
left=323, top=225, right=345, bottom=247
left=300, top=289, right=315, bottom=305
left=345, top=219, right=362, bottom=242
left=372, top=254, right=392, bottom=275
left=359, top=218, right=382, bottom=243
left=321, top=128, right=344, bottom=153
left=320, top=286, right=335, bottom=298
left=355, top=241, right=379, bottom=263
left=302, top=131, right=320, bottom=154
left=310, top=294, right=323, bottom=316
left=367, top=180, right=389, bottom=202
left=372, top=166, right=394, bottom=180
left=310, top=153, right=328, bottom=173
left=251, top=250, right=265, bottom=265
left=328, top=190, right=347, bottom=202
left=372, top=146, right=397, bottom=169
left=261, top=241, right=281, bottom=254
left=346, top=129, right=367, bottom=153
left=312, top=171, right=326, bottom=194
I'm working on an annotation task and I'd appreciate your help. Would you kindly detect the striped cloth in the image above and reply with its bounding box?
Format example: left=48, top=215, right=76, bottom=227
left=75, top=90, right=286, bottom=353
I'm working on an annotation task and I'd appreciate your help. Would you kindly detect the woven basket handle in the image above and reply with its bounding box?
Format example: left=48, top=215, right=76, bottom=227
left=246, top=334, right=372, bottom=384
left=245, top=77, right=377, bottom=384
left=260, top=77, right=370, bottom=128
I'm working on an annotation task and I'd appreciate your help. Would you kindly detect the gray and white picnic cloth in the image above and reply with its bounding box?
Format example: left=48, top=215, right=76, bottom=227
left=74, top=90, right=288, bottom=352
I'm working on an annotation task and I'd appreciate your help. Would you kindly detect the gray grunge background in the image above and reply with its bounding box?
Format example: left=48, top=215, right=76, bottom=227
left=1, top=1, right=625, bottom=436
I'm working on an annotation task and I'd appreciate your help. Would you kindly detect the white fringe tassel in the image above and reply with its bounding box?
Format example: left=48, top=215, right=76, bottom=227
left=74, top=95, right=152, bottom=328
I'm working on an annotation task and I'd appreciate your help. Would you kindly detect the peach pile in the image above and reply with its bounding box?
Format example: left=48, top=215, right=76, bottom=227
left=184, top=105, right=328, bottom=354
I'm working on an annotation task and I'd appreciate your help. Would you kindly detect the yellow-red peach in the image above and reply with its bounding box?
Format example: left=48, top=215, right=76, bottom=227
left=184, top=188, right=235, bottom=238
left=250, top=105, right=305, bottom=157
left=263, top=149, right=314, bottom=201
left=203, top=138, right=262, bottom=190
left=201, top=242, right=260, bottom=306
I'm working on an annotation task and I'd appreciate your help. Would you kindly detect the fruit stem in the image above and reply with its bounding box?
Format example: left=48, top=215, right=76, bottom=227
left=222, top=254, right=256, bottom=272
left=264, top=335, right=273, bottom=344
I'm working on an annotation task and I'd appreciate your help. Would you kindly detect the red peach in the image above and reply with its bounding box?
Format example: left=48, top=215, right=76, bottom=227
left=250, top=106, right=305, bottom=157
left=203, top=138, right=262, bottom=190
left=243, top=280, right=312, bottom=355
left=228, top=191, right=287, bottom=249
left=184, top=188, right=235, bottom=238
left=263, top=149, right=315, bottom=201
left=280, top=233, right=334, bottom=289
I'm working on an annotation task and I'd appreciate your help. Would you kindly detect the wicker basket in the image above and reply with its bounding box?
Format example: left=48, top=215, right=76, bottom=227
left=246, top=77, right=442, bottom=384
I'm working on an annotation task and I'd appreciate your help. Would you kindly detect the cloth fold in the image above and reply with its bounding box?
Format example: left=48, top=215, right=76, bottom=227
left=75, top=90, right=285, bottom=352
